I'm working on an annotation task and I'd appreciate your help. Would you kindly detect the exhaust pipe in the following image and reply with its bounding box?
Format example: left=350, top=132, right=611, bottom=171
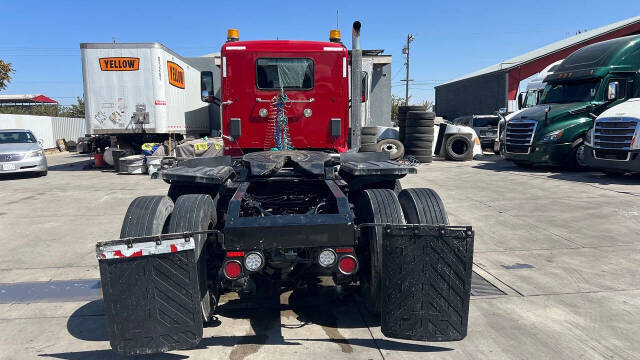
left=350, top=21, right=362, bottom=150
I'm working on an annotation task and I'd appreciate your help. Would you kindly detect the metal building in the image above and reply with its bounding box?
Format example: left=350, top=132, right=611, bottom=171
left=435, top=16, right=640, bottom=120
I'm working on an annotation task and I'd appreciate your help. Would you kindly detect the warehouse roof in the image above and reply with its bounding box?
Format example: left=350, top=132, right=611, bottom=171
left=0, top=94, right=58, bottom=104
left=439, top=15, right=640, bottom=87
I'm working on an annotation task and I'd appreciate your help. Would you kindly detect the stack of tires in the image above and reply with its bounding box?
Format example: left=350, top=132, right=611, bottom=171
left=403, top=110, right=435, bottom=163
left=397, top=105, right=425, bottom=143
left=360, top=126, right=378, bottom=152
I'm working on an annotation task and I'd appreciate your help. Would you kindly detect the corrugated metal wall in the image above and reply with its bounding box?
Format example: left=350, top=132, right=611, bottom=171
left=0, top=114, right=86, bottom=149
left=435, top=71, right=508, bottom=120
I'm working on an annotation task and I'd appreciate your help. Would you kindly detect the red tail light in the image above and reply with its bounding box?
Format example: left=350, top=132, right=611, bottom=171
left=338, top=255, right=358, bottom=275
left=223, top=260, right=243, bottom=279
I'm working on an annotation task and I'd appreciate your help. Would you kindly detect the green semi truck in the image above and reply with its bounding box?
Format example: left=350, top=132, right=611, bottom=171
left=503, top=35, right=640, bottom=168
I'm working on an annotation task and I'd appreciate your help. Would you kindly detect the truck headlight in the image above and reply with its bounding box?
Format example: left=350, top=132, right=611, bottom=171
left=539, top=129, right=564, bottom=143
left=584, top=128, right=595, bottom=146
left=25, top=150, right=44, bottom=158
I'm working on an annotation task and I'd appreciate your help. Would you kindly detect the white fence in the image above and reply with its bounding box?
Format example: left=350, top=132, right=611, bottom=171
left=0, top=114, right=86, bottom=149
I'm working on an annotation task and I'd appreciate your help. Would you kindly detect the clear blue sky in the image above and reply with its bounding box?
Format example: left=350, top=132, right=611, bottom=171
left=2, top=1, right=639, bottom=105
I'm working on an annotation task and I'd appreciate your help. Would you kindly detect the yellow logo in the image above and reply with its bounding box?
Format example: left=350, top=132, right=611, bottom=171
left=100, top=57, right=139, bottom=71
left=167, top=61, right=185, bottom=89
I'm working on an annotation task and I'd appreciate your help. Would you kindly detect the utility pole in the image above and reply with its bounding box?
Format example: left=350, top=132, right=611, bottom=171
left=402, top=34, right=414, bottom=105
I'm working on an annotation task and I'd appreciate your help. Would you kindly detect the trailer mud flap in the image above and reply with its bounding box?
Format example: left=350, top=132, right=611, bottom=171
left=97, top=233, right=214, bottom=355
left=379, top=224, right=474, bottom=342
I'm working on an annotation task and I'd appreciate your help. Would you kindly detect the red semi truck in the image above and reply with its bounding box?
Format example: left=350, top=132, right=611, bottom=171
left=96, top=22, right=474, bottom=356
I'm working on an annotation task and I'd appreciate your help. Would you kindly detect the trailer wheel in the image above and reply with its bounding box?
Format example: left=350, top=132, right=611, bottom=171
left=445, top=134, right=473, bottom=161
left=398, top=188, right=449, bottom=225
left=361, top=126, right=378, bottom=136
left=355, top=189, right=405, bottom=314
left=168, top=194, right=219, bottom=322
left=120, top=196, right=174, bottom=238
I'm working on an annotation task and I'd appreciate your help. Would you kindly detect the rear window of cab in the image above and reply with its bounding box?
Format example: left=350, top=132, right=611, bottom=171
left=256, top=58, right=314, bottom=90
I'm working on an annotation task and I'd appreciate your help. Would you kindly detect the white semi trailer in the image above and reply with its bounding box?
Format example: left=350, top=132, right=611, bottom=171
left=80, top=43, right=221, bottom=150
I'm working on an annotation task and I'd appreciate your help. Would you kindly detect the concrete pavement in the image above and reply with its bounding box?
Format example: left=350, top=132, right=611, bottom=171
left=0, top=153, right=638, bottom=359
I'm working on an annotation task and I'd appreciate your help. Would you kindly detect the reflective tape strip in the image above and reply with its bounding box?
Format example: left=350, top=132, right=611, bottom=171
left=324, top=47, right=343, bottom=51
left=97, top=238, right=195, bottom=260
left=343, top=57, right=347, bottom=78
left=226, top=46, right=246, bottom=50
left=222, top=57, right=227, bottom=78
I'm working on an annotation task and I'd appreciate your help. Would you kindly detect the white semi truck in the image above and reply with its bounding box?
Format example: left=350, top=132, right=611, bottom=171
left=583, top=98, right=640, bottom=174
left=80, top=43, right=221, bottom=151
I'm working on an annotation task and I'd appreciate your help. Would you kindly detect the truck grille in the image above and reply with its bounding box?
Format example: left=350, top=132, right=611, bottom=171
left=0, top=153, right=24, bottom=162
left=505, top=120, right=537, bottom=154
left=593, top=118, right=638, bottom=161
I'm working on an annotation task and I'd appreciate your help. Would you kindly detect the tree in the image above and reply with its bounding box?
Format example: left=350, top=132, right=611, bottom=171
left=59, top=97, right=85, bottom=118
left=0, top=60, right=15, bottom=92
left=391, top=95, right=405, bottom=122
left=422, top=100, right=435, bottom=112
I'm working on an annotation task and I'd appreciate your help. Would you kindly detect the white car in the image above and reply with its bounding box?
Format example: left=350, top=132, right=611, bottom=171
left=0, top=129, right=48, bottom=176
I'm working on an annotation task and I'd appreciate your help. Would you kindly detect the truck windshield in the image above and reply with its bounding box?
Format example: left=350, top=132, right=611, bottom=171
left=256, top=58, right=314, bottom=90
left=473, top=117, right=499, bottom=127
left=540, top=79, right=600, bottom=104
left=0, top=131, right=37, bottom=144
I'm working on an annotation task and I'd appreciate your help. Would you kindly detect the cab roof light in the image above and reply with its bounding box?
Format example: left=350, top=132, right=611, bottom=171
left=329, top=29, right=342, bottom=43
left=227, top=29, right=239, bottom=42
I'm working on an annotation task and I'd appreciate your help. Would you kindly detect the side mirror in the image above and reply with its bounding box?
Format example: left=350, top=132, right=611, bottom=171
left=38, top=139, right=43, bottom=145
left=607, top=81, right=619, bottom=101
left=201, top=71, right=215, bottom=103
left=498, top=107, right=507, bottom=115
left=517, top=93, right=524, bottom=109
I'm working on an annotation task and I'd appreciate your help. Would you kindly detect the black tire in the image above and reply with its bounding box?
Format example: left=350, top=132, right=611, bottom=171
left=361, top=135, right=378, bottom=144
left=406, top=148, right=433, bottom=156
left=359, top=143, right=378, bottom=152
left=120, top=196, right=174, bottom=238
left=361, top=127, right=378, bottom=136
left=407, top=111, right=436, bottom=120
left=393, top=180, right=402, bottom=194
left=406, top=119, right=435, bottom=127
left=405, top=133, right=434, bottom=142
left=566, top=142, right=587, bottom=170
left=403, top=141, right=432, bottom=150
left=376, top=139, right=405, bottom=160
left=398, top=105, right=425, bottom=116
left=404, top=126, right=434, bottom=135
left=38, top=170, right=48, bottom=177
left=355, top=189, right=405, bottom=314
left=168, top=194, right=218, bottom=321
left=445, top=135, right=473, bottom=161
left=398, top=188, right=449, bottom=225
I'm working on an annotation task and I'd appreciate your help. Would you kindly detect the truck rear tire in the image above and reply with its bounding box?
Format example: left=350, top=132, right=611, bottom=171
left=398, top=188, right=449, bottom=225
left=355, top=189, right=405, bottom=314
left=168, top=194, right=218, bottom=321
left=120, top=196, right=174, bottom=238
left=361, top=126, right=378, bottom=136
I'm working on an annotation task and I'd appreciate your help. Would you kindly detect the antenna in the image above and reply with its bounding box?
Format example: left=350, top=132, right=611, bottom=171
left=336, top=10, right=339, bottom=29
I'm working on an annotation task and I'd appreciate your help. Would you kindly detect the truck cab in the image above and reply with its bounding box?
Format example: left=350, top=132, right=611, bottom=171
left=583, top=98, right=640, bottom=173
left=503, top=35, right=640, bottom=167
left=202, top=37, right=350, bottom=154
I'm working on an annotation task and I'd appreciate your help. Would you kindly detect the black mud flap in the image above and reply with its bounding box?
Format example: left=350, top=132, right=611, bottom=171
left=379, top=224, right=474, bottom=342
left=97, top=232, right=215, bottom=355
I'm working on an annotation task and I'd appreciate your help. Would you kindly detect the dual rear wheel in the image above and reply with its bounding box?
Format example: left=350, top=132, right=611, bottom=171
left=354, top=187, right=449, bottom=314
left=120, top=193, right=218, bottom=321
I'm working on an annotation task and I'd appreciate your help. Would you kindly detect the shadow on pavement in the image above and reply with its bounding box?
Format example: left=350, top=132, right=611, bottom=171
left=63, top=283, right=452, bottom=357
left=38, top=350, right=188, bottom=360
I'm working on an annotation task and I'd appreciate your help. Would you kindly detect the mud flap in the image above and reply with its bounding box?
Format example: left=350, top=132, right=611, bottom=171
left=379, top=224, right=474, bottom=342
left=97, top=232, right=216, bottom=355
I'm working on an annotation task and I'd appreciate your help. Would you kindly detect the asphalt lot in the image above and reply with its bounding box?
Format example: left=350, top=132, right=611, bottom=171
left=0, top=152, right=639, bottom=360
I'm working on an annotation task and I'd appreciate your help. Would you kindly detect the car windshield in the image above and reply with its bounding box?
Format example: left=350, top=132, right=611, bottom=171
left=256, top=58, right=314, bottom=90
left=0, top=131, right=37, bottom=144
left=540, top=80, right=601, bottom=104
